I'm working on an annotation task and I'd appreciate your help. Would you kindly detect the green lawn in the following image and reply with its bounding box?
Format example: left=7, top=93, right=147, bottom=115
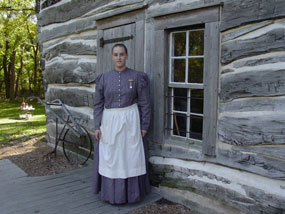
left=0, top=98, right=46, bottom=147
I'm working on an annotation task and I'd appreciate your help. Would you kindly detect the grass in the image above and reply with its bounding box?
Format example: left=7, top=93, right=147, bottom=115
left=0, top=98, right=47, bottom=147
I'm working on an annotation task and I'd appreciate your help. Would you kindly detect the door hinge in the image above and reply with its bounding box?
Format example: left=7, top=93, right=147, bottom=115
left=100, top=35, right=134, bottom=48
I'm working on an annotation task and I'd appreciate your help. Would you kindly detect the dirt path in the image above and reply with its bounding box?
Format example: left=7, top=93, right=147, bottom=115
left=0, top=135, right=81, bottom=176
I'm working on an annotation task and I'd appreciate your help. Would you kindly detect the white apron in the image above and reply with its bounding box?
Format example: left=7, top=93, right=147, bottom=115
left=98, top=103, right=146, bottom=179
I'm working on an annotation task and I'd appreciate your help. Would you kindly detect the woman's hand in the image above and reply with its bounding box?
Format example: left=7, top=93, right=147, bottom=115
left=95, top=130, right=101, bottom=141
left=141, top=130, right=147, bottom=137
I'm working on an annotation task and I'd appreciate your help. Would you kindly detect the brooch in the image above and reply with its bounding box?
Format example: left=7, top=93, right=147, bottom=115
left=128, top=79, right=133, bottom=88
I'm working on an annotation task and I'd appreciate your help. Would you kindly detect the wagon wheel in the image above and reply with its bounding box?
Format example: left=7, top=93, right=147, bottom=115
left=62, top=125, right=93, bottom=166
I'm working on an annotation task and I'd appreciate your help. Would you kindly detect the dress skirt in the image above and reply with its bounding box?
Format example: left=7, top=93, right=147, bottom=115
left=93, top=104, right=150, bottom=204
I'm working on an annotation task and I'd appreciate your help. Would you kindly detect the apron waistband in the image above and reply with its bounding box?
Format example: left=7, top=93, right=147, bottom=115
left=104, top=103, right=138, bottom=112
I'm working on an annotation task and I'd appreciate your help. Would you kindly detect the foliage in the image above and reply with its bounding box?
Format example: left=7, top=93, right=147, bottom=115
left=172, top=29, right=204, bottom=83
left=0, top=0, right=42, bottom=99
left=0, top=98, right=46, bottom=147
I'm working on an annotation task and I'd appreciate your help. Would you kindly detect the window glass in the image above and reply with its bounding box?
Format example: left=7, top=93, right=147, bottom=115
left=173, top=32, right=186, bottom=56
left=173, top=88, right=187, bottom=112
left=188, top=58, right=203, bottom=83
left=189, top=30, right=204, bottom=56
left=190, top=115, right=203, bottom=140
left=172, top=59, right=185, bottom=82
left=190, top=89, right=204, bottom=114
left=173, top=113, right=187, bottom=137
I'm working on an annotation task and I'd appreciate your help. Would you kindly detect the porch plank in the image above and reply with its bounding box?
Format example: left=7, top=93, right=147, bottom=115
left=0, top=159, right=161, bottom=214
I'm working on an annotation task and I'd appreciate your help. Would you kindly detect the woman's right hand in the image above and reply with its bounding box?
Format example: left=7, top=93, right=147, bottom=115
left=95, top=130, right=101, bottom=141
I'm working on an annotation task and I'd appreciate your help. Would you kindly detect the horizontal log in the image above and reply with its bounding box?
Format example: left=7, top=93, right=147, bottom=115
left=232, top=145, right=285, bottom=159
left=222, top=20, right=273, bottom=42
left=46, top=105, right=94, bottom=132
left=220, top=96, right=285, bottom=112
left=82, top=0, right=145, bottom=19
left=41, top=33, right=97, bottom=58
left=147, top=0, right=222, bottom=19
left=88, top=2, right=147, bottom=21
left=38, top=16, right=97, bottom=43
left=220, top=63, right=285, bottom=101
left=150, top=165, right=252, bottom=213
left=153, top=186, right=242, bottom=214
left=69, top=33, right=97, bottom=41
left=149, top=140, right=285, bottom=180
left=38, top=0, right=112, bottom=27
left=217, top=148, right=285, bottom=180
left=229, top=52, right=285, bottom=69
left=149, top=156, right=285, bottom=213
left=218, top=112, right=285, bottom=146
left=221, top=27, right=285, bottom=64
left=242, top=186, right=285, bottom=214
left=43, top=40, right=96, bottom=61
left=41, top=0, right=62, bottom=10
left=220, top=0, right=285, bottom=31
left=46, top=85, right=95, bottom=108
left=44, top=60, right=96, bottom=84
left=221, top=68, right=234, bottom=74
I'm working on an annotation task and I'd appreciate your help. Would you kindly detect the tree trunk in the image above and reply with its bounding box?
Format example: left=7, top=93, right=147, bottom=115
left=37, top=68, right=42, bottom=95
left=3, top=41, right=10, bottom=99
left=15, top=44, right=25, bottom=98
left=0, top=80, right=3, bottom=95
left=9, top=51, right=16, bottom=100
left=33, top=43, right=39, bottom=95
left=35, top=0, right=41, bottom=13
left=27, top=69, right=32, bottom=92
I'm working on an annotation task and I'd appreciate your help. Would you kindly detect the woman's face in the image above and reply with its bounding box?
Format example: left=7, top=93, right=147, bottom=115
left=112, top=46, right=128, bottom=70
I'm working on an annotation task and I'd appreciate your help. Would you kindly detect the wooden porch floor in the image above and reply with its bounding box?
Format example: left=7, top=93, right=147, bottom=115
left=0, top=159, right=161, bottom=214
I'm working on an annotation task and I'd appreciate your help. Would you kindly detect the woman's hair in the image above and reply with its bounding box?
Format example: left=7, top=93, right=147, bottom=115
left=112, top=43, right=128, bottom=55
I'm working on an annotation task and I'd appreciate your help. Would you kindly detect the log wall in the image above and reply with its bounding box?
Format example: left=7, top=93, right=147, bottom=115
left=37, top=0, right=145, bottom=145
left=38, top=0, right=285, bottom=213
left=146, top=0, right=285, bottom=213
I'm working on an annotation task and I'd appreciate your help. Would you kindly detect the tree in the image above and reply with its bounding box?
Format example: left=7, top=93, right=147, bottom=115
left=0, top=0, right=41, bottom=100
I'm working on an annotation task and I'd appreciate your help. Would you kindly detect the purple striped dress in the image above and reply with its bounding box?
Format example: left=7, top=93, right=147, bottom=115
left=93, top=67, right=151, bottom=204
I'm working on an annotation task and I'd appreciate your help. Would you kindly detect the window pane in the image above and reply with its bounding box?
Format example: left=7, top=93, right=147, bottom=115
left=172, top=32, right=186, bottom=56
left=172, top=59, right=186, bottom=82
left=188, top=58, right=203, bottom=83
left=189, top=30, right=204, bottom=56
left=190, top=89, right=204, bottom=114
left=189, top=115, right=203, bottom=140
left=173, top=113, right=186, bottom=137
left=173, top=88, right=187, bottom=112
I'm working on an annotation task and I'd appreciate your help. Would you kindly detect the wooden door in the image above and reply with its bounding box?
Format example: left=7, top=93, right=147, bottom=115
left=97, top=23, right=136, bottom=74
left=96, top=16, right=145, bottom=76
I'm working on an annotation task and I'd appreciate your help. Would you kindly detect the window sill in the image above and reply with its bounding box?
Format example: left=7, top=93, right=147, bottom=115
left=164, top=136, right=202, bottom=152
left=149, top=137, right=204, bottom=162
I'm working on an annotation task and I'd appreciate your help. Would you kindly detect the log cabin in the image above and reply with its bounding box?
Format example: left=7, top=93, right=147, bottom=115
left=37, top=0, right=285, bottom=213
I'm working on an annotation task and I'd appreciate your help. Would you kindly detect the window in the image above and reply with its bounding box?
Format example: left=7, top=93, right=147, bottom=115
left=168, top=28, right=205, bottom=142
left=149, top=6, right=220, bottom=156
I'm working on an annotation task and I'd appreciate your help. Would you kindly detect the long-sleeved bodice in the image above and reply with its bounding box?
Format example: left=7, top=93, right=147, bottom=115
left=93, top=67, right=151, bottom=131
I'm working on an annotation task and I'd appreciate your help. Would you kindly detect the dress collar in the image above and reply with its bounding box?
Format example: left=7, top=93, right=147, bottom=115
left=114, top=67, right=128, bottom=73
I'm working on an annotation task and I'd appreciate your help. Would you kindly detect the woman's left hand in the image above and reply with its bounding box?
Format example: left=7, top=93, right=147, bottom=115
left=141, top=130, right=147, bottom=137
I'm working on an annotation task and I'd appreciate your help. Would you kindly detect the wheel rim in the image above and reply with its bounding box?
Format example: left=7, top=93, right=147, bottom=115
left=62, top=125, right=92, bottom=165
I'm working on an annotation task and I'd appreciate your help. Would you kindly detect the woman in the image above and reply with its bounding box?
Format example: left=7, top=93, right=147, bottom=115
left=93, top=43, right=151, bottom=204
